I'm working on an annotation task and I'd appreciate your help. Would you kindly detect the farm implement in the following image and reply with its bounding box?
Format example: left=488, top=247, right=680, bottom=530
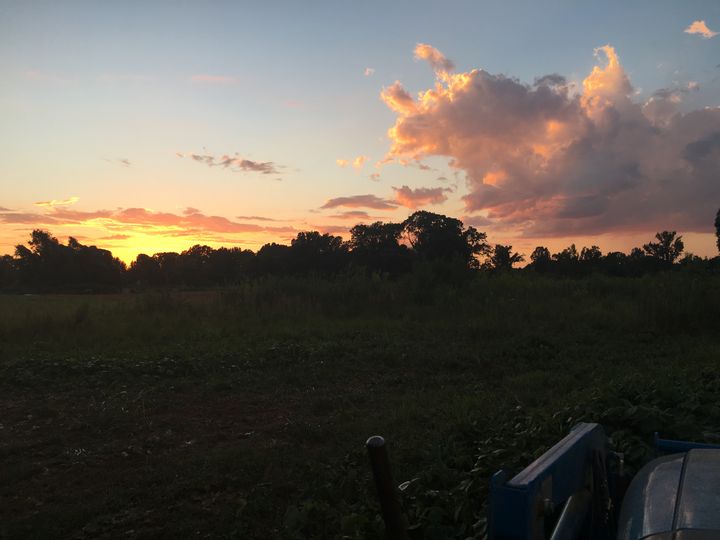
left=367, top=422, right=720, bottom=539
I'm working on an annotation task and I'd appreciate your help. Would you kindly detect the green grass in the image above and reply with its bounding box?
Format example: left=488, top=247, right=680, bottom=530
left=1, top=272, right=719, bottom=538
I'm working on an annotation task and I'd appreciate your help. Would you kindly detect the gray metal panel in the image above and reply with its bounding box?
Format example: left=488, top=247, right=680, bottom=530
left=617, top=454, right=684, bottom=540
left=675, top=449, right=720, bottom=530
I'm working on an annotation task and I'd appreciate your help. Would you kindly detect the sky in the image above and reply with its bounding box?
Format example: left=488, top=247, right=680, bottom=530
left=1, top=0, right=719, bottom=263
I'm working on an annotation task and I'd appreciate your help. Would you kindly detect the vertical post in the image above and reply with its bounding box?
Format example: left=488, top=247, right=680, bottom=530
left=366, top=435, right=407, bottom=540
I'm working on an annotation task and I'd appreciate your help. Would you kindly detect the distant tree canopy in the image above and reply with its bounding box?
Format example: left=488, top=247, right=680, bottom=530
left=1, top=217, right=718, bottom=292
left=485, top=245, right=524, bottom=271
left=12, top=230, right=125, bottom=291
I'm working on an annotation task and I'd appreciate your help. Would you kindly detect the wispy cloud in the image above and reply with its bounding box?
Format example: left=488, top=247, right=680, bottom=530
left=321, top=195, right=397, bottom=210
left=178, top=152, right=281, bottom=175
left=328, top=210, right=373, bottom=220
left=1, top=207, right=295, bottom=238
left=34, top=197, right=80, bottom=208
left=684, top=20, right=718, bottom=39
left=190, top=74, right=240, bottom=84
left=236, top=215, right=283, bottom=222
left=104, top=157, right=131, bottom=167
left=364, top=67, right=375, bottom=76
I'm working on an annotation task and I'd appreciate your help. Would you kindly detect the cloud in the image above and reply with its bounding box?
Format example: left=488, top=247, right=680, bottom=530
left=34, top=197, right=80, bottom=208
left=414, top=43, right=455, bottom=74
left=392, top=185, right=451, bottom=209
left=104, top=157, right=131, bottom=167
left=352, top=155, right=368, bottom=171
left=178, top=152, right=281, bottom=175
left=336, top=155, right=368, bottom=171
left=328, top=210, right=373, bottom=220
left=235, top=215, right=283, bottom=222
left=381, top=44, right=720, bottom=237
left=684, top=20, right=718, bottom=39
left=191, top=74, right=239, bottom=84
left=0, top=207, right=294, bottom=238
left=369, top=172, right=381, bottom=181
left=364, top=67, right=375, bottom=76
left=321, top=195, right=397, bottom=210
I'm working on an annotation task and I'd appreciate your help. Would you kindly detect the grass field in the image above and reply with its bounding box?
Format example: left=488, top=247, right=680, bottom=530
left=2, top=272, right=720, bottom=539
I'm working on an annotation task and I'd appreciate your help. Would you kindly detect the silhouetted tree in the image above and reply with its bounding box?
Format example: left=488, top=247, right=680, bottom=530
left=290, top=231, right=348, bottom=275
left=402, top=211, right=489, bottom=268
left=254, top=243, right=292, bottom=275
left=485, top=244, right=524, bottom=271
left=715, top=208, right=720, bottom=253
left=130, top=253, right=162, bottom=287
left=349, top=221, right=410, bottom=275
left=13, top=230, right=125, bottom=291
left=553, top=244, right=579, bottom=263
left=580, top=245, right=602, bottom=262
left=643, top=231, right=684, bottom=263
left=0, top=254, right=15, bottom=289
left=528, top=246, right=551, bottom=273
left=207, top=247, right=254, bottom=283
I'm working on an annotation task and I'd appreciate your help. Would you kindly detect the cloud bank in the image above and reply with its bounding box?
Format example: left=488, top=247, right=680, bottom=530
left=381, top=44, right=720, bottom=237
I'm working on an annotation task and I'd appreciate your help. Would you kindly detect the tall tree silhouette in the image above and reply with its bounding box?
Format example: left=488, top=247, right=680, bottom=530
left=402, top=211, right=489, bottom=268
left=715, top=208, right=720, bottom=253
left=643, top=231, right=684, bottom=263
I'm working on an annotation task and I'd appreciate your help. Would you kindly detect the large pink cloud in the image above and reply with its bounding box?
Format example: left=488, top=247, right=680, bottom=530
left=381, top=45, right=720, bottom=237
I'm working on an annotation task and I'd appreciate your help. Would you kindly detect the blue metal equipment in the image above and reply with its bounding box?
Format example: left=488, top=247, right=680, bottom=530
left=488, top=423, right=720, bottom=540
left=367, top=423, right=720, bottom=540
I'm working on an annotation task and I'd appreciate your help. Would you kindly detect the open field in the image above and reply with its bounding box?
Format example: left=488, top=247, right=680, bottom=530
left=2, top=272, right=720, bottom=539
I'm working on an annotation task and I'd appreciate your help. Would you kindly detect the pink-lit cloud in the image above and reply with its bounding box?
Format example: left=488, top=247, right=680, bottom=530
left=684, top=20, right=718, bottom=39
left=392, top=185, right=451, bottom=209
left=381, top=44, right=720, bottom=237
left=0, top=207, right=295, bottom=237
left=321, top=194, right=397, bottom=210
left=364, top=67, right=375, bottom=76
left=336, top=155, right=368, bottom=171
left=414, top=43, right=455, bottom=74
left=178, top=152, right=281, bottom=175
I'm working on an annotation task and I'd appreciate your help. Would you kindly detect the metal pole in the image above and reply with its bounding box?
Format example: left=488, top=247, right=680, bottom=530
left=366, top=435, right=407, bottom=540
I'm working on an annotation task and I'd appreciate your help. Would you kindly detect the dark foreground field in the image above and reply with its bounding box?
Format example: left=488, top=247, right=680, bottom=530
left=2, top=272, right=720, bottom=539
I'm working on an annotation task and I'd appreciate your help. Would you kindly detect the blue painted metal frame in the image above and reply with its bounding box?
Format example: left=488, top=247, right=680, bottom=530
left=653, top=432, right=720, bottom=453
left=489, top=422, right=607, bottom=540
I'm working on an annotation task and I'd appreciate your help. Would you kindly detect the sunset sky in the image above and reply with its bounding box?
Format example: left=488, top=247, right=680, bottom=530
left=1, top=1, right=719, bottom=263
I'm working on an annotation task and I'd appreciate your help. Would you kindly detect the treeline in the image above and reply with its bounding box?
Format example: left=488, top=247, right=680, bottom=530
left=1, top=210, right=720, bottom=292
